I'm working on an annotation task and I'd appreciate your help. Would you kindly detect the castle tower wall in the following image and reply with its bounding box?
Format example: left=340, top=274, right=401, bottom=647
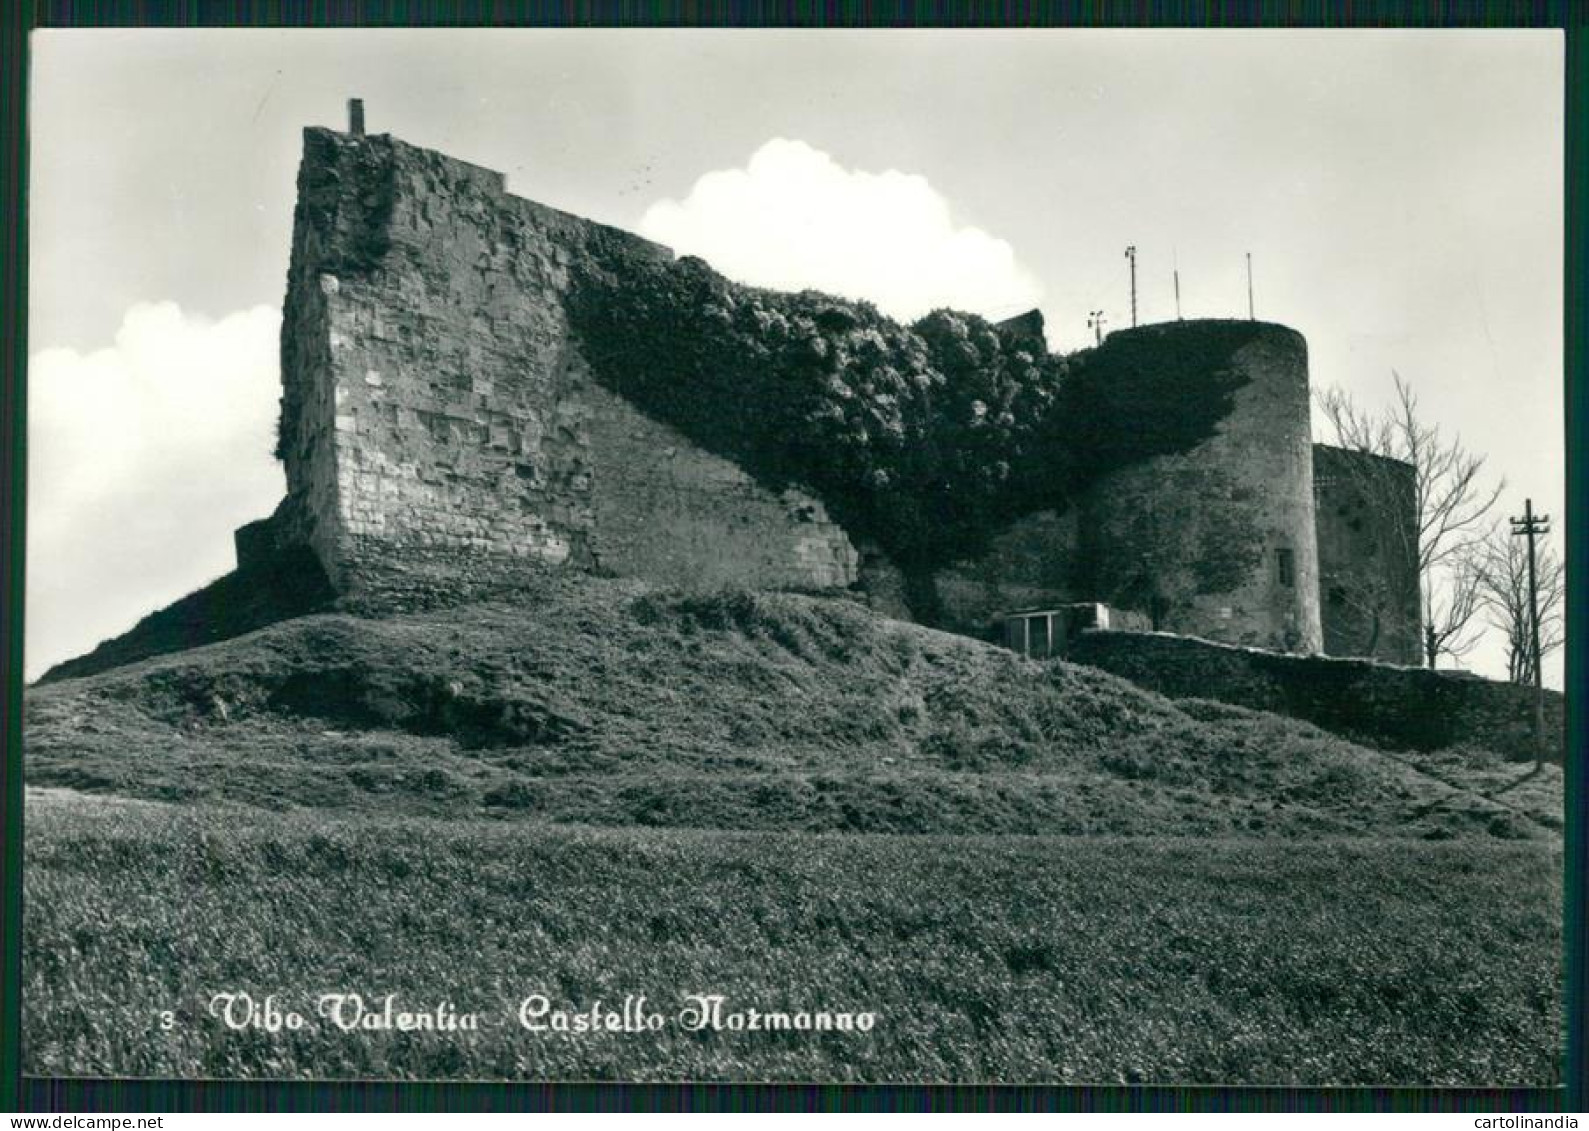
left=1313, top=444, right=1422, bottom=664
left=272, top=127, right=858, bottom=596
left=1077, top=321, right=1324, bottom=654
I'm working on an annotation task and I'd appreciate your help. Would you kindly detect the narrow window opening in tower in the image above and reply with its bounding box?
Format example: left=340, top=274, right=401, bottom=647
left=1276, top=548, right=1296, bottom=588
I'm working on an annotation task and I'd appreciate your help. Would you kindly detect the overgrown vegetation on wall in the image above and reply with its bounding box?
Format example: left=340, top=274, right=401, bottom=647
left=1059, top=321, right=1266, bottom=474
left=570, top=249, right=1056, bottom=573
left=569, top=241, right=1257, bottom=578
left=1087, top=464, right=1266, bottom=614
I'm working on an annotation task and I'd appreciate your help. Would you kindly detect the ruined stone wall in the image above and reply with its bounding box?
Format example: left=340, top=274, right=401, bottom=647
left=1313, top=444, right=1422, bottom=665
left=271, top=127, right=858, bottom=596
left=1077, top=322, right=1323, bottom=654
left=257, top=127, right=1414, bottom=660
left=580, top=380, right=856, bottom=588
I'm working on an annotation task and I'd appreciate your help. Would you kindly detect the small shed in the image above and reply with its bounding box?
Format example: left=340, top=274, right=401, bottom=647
left=1001, top=603, right=1116, bottom=660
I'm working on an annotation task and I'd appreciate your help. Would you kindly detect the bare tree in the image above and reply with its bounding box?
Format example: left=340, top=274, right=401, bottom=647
left=1421, top=546, right=1487, bottom=669
left=1477, top=523, right=1564, bottom=685
left=1315, top=371, right=1504, bottom=668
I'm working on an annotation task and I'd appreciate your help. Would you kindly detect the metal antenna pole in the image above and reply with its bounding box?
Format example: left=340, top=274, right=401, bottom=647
left=1511, top=498, right=1553, bottom=767
left=1173, top=247, right=1182, bottom=321
left=1087, top=310, right=1105, bottom=346
left=1246, top=252, right=1255, bottom=320
left=1125, top=245, right=1138, bottom=327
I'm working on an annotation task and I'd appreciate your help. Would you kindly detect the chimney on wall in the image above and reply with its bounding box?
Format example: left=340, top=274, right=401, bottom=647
left=348, top=98, right=365, bottom=137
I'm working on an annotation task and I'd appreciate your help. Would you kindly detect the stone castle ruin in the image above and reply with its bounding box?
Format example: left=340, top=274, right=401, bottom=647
left=51, top=112, right=1426, bottom=684
left=231, top=116, right=1419, bottom=665
left=49, top=111, right=1570, bottom=765
left=254, top=122, right=858, bottom=607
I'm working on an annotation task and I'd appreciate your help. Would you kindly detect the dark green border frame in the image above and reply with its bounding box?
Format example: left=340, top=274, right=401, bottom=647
left=0, top=0, right=1580, bottom=1113
left=1, top=0, right=27, bottom=1118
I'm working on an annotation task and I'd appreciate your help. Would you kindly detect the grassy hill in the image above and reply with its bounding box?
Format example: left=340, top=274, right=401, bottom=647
left=25, top=576, right=1561, bottom=839
left=22, top=576, right=1564, bottom=1083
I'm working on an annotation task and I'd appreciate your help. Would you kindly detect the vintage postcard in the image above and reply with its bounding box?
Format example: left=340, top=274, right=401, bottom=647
left=20, top=28, right=1566, bottom=1085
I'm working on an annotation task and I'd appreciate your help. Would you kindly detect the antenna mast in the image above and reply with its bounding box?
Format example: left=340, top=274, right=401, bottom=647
left=1173, top=247, right=1182, bottom=321
left=1125, top=245, right=1138, bottom=327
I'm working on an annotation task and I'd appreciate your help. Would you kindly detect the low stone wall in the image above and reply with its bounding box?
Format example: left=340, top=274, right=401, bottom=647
left=1067, top=630, right=1564, bottom=762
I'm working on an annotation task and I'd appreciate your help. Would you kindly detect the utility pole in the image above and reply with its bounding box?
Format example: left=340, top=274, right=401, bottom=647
left=1087, top=310, right=1106, bottom=346
left=1246, top=251, right=1255, bottom=320
left=1510, top=498, right=1552, bottom=768
left=1125, top=245, right=1138, bottom=327
left=1173, top=248, right=1182, bottom=321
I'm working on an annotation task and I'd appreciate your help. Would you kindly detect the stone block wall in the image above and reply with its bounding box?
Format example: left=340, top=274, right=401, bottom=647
left=1313, top=444, right=1422, bottom=665
left=1068, top=629, right=1563, bottom=763
left=581, top=379, right=857, bottom=588
left=271, top=127, right=858, bottom=597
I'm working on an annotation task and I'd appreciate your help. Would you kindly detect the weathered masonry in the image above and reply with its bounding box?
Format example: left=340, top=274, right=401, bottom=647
left=1080, top=321, right=1322, bottom=654
left=1313, top=445, right=1422, bottom=665
left=232, top=114, right=1418, bottom=662
left=934, top=322, right=1420, bottom=661
left=246, top=124, right=858, bottom=602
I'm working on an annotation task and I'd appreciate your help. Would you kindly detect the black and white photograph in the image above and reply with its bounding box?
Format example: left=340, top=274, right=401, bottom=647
left=19, top=28, right=1567, bottom=1085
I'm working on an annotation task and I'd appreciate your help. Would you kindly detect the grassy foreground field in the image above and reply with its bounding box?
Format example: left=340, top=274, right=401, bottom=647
left=23, top=791, right=1560, bottom=1085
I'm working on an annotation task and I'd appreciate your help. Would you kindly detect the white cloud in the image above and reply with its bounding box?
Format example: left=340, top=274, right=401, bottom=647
left=639, top=139, right=1043, bottom=324
left=26, top=302, right=284, bottom=681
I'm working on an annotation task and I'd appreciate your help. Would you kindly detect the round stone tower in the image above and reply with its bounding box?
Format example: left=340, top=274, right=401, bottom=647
left=1078, top=320, right=1322, bottom=654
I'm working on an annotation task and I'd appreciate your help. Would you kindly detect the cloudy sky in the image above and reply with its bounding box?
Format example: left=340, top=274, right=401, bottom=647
left=27, top=29, right=1564, bottom=684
